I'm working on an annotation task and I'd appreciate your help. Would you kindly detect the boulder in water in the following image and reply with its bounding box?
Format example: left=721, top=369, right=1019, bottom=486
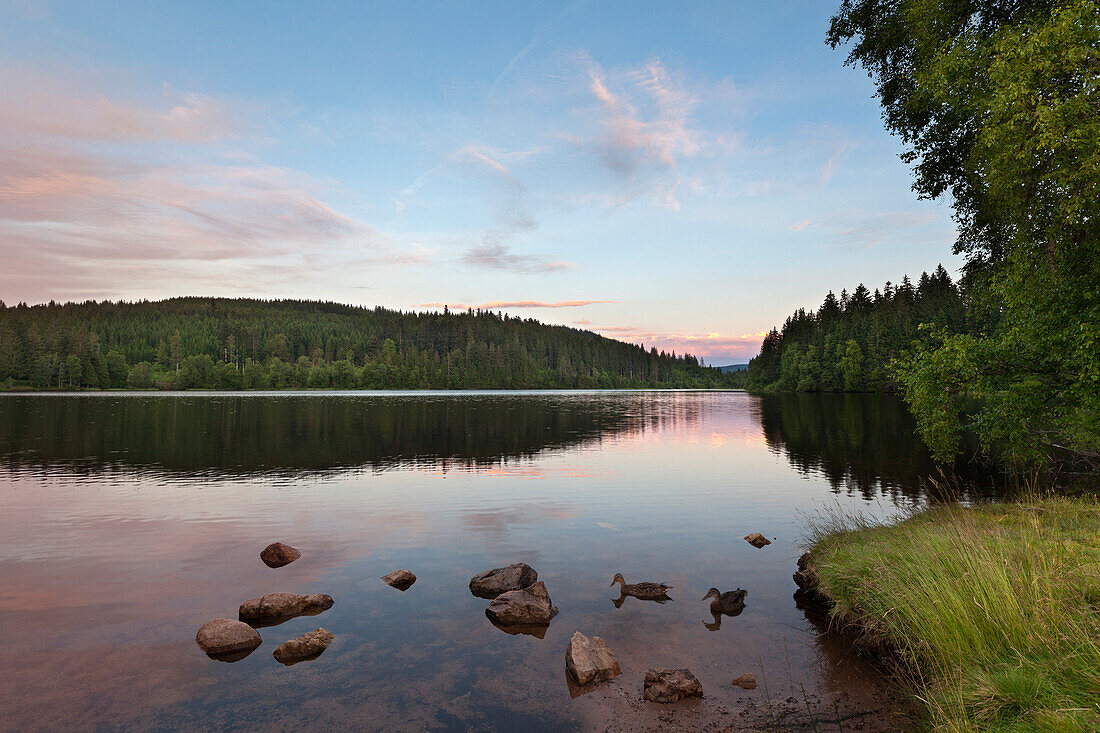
left=565, top=631, right=621, bottom=685
left=743, top=532, right=771, bottom=549
left=239, top=592, right=333, bottom=625
left=469, top=563, right=538, bottom=598
left=485, top=581, right=558, bottom=627
left=195, top=618, right=262, bottom=661
left=381, top=569, right=417, bottom=590
left=260, top=542, right=302, bottom=568
left=273, top=628, right=334, bottom=665
left=643, top=668, right=703, bottom=703
left=732, top=673, right=757, bottom=690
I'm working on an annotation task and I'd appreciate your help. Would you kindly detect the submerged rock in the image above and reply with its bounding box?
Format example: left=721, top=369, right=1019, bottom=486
left=239, top=592, right=333, bottom=625
left=260, top=542, right=302, bottom=568
left=732, top=673, right=757, bottom=690
left=195, top=618, right=262, bottom=661
left=273, top=627, right=334, bottom=665
left=643, top=667, right=703, bottom=703
left=743, top=532, right=772, bottom=548
left=485, top=580, right=558, bottom=627
left=469, top=563, right=538, bottom=599
left=565, top=631, right=621, bottom=685
left=381, top=569, right=417, bottom=590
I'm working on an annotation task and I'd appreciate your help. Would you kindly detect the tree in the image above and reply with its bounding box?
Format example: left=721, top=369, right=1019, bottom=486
left=830, top=0, right=1100, bottom=463
left=840, top=340, right=864, bottom=392
left=128, top=362, right=154, bottom=389
left=106, top=350, right=129, bottom=388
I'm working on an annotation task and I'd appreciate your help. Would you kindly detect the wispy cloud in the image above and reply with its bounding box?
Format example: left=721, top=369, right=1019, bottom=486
left=819, top=138, right=859, bottom=184
left=787, top=210, right=937, bottom=248
left=587, top=325, right=766, bottom=361
left=0, top=65, right=400, bottom=302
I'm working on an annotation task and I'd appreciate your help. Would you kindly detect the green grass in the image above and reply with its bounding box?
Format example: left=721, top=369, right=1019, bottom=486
left=805, top=497, right=1100, bottom=732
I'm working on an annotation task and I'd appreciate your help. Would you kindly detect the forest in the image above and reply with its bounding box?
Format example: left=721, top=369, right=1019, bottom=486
left=0, top=297, right=733, bottom=391
left=748, top=0, right=1098, bottom=467
left=745, top=264, right=965, bottom=393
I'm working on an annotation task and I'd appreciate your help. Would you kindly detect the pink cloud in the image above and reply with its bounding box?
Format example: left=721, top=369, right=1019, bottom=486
left=0, top=66, right=400, bottom=303
left=415, top=300, right=613, bottom=310
left=587, top=325, right=766, bottom=361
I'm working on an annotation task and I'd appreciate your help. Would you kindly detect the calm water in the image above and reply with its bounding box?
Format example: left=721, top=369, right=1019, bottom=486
left=0, top=391, right=970, bottom=731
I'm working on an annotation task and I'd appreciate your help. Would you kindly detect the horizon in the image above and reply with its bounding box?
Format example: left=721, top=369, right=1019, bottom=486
left=0, top=0, right=961, bottom=362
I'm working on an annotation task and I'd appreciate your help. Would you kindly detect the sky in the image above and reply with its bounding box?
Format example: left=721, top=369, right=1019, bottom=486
left=0, top=0, right=962, bottom=363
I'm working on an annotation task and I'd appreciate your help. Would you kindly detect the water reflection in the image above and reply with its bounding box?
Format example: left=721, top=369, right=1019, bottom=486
left=700, top=587, right=746, bottom=630
left=0, top=392, right=704, bottom=478
left=0, top=391, right=962, bottom=731
left=756, top=392, right=1000, bottom=500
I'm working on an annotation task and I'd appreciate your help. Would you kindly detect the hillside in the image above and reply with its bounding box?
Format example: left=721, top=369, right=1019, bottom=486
left=0, top=298, right=733, bottom=390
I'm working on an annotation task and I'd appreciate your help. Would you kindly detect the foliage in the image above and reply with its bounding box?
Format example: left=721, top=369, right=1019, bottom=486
left=0, top=297, right=733, bottom=391
left=828, top=0, right=1100, bottom=464
left=745, top=265, right=965, bottom=393
left=808, top=498, right=1100, bottom=731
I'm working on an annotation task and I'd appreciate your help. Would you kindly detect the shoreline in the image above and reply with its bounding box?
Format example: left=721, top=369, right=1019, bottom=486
left=794, top=498, right=1100, bottom=732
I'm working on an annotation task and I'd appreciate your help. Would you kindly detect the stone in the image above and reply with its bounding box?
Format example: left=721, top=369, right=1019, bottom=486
left=732, top=673, right=757, bottom=690
left=195, top=618, right=262, bottom=660
left=239, top=592, right=333, bottom=625
left=273, top=628, right=334, bottom=665
left=469, top=563, right=538, bottom=599
left=485, top=581, right=558, bottom=627
left=744, top=532, right=771, bottom=548
left=643, top=668, right=703, bottom=703
left=381, top=569, right=417, bottom=590
left=565, top=631, right=621, bottom=685
left=260, top=542, right=302, bottom=568
left=793, top=552, right=833, bottom=610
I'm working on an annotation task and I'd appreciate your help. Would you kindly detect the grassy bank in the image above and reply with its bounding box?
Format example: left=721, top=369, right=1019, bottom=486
left=803, top=498, right=1100, bottom=732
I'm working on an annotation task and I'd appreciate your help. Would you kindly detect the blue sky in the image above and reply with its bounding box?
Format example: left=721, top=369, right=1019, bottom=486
left=0, top=0, right=960, bottom=362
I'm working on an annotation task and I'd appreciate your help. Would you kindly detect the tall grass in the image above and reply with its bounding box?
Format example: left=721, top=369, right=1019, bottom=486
left=806, top=497, right=1100, bottom=732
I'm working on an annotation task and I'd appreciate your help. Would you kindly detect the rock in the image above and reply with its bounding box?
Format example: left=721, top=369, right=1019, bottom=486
left=381, top=569, right=416, bottom=590
left=260, top=542, right=302, bottom=568
left=469, top=563, right=538, bottom=599
left=272, top=627, right=334, bottom=665
left=643, top=668, right=703, bottom=703
left=487, top=617, right=550, bottom=638
left=744, top=532, right=771, bottom=548
left=566, top=631, right=622, bottom=685
left=195, top=618, right=262, bottom=661
left=793, top=552, right=833, bottom=610
left=485, top=580, right=558, bottom=627
left=732, top=673, right=757, bottom=690
left=239, top=592, right=334, bottom=625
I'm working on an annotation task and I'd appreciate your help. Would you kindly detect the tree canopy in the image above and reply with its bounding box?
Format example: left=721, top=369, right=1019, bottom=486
left=827, top=0, right=1099, bottom=464
left=0, top=298, right=733, bottom=391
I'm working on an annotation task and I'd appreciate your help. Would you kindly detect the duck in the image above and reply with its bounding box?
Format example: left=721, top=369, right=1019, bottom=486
left=611, top=573, right=673, bottom=600
left=702, top=587, right=747, bottom=615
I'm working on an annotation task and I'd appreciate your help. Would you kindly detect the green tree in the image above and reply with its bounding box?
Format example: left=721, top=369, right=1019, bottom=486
left=128, top=362, right=154, bottom=389
left=840, top=340, right=864, bottom=392
left=830, top=0, right=1100, bottom=463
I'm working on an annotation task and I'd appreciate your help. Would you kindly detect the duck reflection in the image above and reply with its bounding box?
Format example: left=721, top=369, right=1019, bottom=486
left=700, top=587, right=746, bottom=631
left=611, top=591, right=673, bottom=608
left=609, top=573, right=673, bottom=608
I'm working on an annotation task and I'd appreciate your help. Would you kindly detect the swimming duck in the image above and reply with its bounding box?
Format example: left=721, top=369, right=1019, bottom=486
left=611, top=573, right=672, bottom=600
left=702, top=587, right=747, bottom=614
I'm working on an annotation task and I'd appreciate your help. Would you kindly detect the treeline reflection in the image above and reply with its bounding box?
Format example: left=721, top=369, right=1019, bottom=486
left=0, top=393, right=703, bottom=478
left=755, top=393, right=1001, bottom=501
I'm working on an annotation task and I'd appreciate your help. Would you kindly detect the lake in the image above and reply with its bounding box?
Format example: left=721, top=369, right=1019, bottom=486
left=0, top=391, right=979, bottom=731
